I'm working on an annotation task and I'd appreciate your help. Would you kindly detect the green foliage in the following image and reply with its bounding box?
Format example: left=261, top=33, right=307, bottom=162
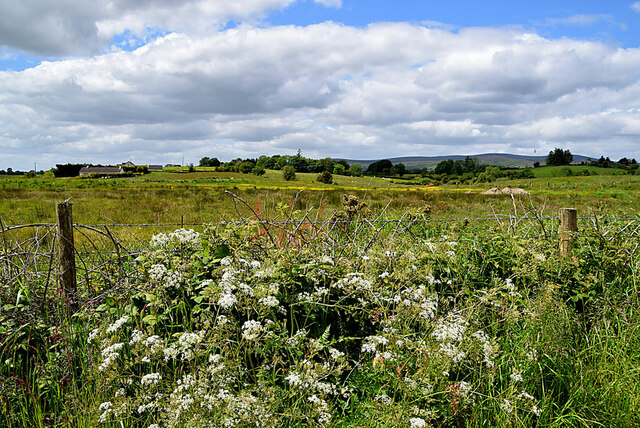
left=350, top=163, right=363, bottom=177
left=3, top=214, right=640, bottom=426
left=252, top=165, right=266, bottom=176
left=122, top=165, right=149, bottom=174
left=199, top=157, right=221, bottom=167
left=332, top=164, right=346, bottom=176
left=546, top=148, right=573, bottom=166
left=282, top=165, right=296, bottom=181
left=317, top=170, right=333, bottom=184
left=366, top=159, right=393, bottom=175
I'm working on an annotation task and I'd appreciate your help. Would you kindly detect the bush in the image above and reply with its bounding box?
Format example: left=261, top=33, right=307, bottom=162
left=252, top=166, right=266, bottom=176
left=282, top=165, right=296, bottom=181
left=317, top=170, right=333, bottom=184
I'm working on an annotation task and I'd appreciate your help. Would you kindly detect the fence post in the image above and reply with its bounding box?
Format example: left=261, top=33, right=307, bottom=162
left=56, top=201, right=77, bottom=311
left=559, top=208, right=577, bottom=257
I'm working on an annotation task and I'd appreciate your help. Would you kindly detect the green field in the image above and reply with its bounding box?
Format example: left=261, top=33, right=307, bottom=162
left=2, top=168, right=640, bottom=227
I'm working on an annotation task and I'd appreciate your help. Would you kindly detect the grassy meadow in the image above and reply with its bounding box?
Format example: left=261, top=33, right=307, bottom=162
left=2, top=166, right=640, bottom=227
left=1, top=167, right=640, bottom=427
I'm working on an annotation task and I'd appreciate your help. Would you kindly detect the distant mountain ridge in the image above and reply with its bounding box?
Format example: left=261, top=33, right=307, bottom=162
left=340, top=153, right=592, bottom=169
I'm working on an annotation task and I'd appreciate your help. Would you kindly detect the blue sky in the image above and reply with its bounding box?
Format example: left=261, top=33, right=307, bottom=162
left=271, top=0, right=640, bottom=47
left=1, top=0, right=640, bottom=169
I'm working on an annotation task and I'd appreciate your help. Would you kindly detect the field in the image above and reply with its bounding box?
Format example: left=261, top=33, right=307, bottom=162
left=2, top=167, right=640, bottom=226
left=1, top=169, right=640, bottom=427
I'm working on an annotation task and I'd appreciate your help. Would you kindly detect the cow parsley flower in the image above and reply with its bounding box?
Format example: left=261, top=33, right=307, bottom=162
left=242, top=320, right=264, bottom=341
left=141, top=373, right=162, bottom=386
left=410, top=417, right=427, bottom=428
left=106, top=315, right=130, bottom=334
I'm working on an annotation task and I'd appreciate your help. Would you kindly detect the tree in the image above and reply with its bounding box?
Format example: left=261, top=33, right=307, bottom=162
left=322, top=157, right=334, bottom=173
left=238, top=161, right=255, bottom=174
left=252, top=166, right=265, bottom=176
left=533, top=161, right=541, bottom=168
left=333, top=164, right=346, bottom=175
left=350, top=163, right=363, bottom=177
left=390, top=163, right=406, bottom=176
left=317, top=170, right=333, bottom=184
left=366, top=159, right=392, bottom=175
left=282, top=165, right=296, bottom=181
left=199, top=157, right=220, bottom=167
left=434, top=160, right=454, bottom=175
left=546, top=148, right=573, bottom=166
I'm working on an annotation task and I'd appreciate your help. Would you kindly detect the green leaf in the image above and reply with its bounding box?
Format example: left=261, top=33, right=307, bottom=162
left=142, top=314, right=158, bottom=326
left=213, top=244, right=231, bottom=260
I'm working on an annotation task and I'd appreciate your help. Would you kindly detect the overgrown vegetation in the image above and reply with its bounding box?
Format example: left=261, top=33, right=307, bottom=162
left=1, top=197, right=640, bottom=426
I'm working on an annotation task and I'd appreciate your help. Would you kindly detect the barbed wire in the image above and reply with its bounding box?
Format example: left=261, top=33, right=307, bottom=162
left=4, top=215, right=639, bottom=231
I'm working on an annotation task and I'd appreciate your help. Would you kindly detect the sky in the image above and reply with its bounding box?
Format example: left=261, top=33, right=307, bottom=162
left=2, top=1, right=640, bottom=170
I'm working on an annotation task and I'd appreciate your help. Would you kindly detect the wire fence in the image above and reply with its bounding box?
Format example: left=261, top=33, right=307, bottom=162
left=2, top=204, right=640, bottom=310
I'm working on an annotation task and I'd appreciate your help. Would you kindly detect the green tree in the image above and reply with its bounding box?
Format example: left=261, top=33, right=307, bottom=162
left=546, top=148, right=573, bottom=166
left=282, top=165, right=296, bottom=181
left=322, top=157, right=334, bottom=173
left=251, top=166, right=265, bottom=176
left=350, top=163, right=363, bottom=177
left=333, top=164, right=346, bottom=175
left=390, top=163, right=406, bottom=176
left=366, top=159, right=392, bottom=175
left=317, top=170, right=333, bottom=184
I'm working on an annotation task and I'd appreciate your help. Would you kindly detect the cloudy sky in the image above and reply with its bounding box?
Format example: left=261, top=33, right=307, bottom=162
left=2, top=0, right=640, bottom=170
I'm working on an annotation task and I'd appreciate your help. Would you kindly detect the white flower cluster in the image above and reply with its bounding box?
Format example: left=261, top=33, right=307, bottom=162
left=361, top=335, right=389, bottom=354
left=150, top=228, right=200, bottom=249
left=98, top=401, right=112, bottom=423
left=432, top=313, right=469, bottom=363
left=334, top=273, right=372, bottom=292
left=432, top=313, right=468, bottom=343
left=216, top=267, right=239, bottom=309
left=410, top=417, right=427, bottom=428
left=241, top=320, right=264, bottom=341
left=141, top=372, right=162, bottom=386
left=308, top=394, right=332, bottom=426
left=106, top=315, right=130, bottom=334
left=87, top=328, right=100, bottom=344
left=99, top=343, right=124, bottom=371
left=397, top=286, right=438, bottom=320
left=473, top=330, right=498, bottom=368
left=148, top=263, right=181, bottom=289
left=164, top=331, right=203, bottom=361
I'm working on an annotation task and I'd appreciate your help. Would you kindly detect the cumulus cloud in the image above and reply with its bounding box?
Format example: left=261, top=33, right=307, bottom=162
left=632, top=2, right=640, bottom=13
left=0, top=0, right=298, bottom=56
left=2, top=23, right=640, bottom=169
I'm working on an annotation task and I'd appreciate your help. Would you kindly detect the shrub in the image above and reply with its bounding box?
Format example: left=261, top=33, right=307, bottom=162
left=252, top=166, right=266, bottom=176
left=317, top=170, right=333, bottom=184
left=282, top=165, right=296, bottom=181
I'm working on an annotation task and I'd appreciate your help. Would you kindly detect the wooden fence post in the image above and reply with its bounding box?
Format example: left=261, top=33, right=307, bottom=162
left=56, top=201, right=77, bottom=310
left=559, top=208, right=577, bottom=257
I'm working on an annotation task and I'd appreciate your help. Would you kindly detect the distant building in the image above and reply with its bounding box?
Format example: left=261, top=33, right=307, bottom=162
left=118, top=161, right=135, bottom=167
left=79, top=166, right=124, bottom=176
left=148, top=165, right=163, bottom=171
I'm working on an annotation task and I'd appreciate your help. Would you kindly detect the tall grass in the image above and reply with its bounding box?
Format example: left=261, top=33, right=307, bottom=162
left=1, top=198, right=640, bottom=426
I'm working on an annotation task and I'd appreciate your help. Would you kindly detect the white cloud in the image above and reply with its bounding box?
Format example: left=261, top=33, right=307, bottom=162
left=632, top=2, right=640, bottom=13
left=313, top=0, right=342, bottom=7
left=2, top=23, right=640, bottom=169
left=0, top=0, right=298, bottom=56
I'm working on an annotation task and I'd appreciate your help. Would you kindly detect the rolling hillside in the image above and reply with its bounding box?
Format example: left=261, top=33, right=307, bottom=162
left=341, top=153, right=592, bottom=169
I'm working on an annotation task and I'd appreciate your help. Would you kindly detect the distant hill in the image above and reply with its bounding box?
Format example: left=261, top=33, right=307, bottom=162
left=340, top=153, right=592, bottom=169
